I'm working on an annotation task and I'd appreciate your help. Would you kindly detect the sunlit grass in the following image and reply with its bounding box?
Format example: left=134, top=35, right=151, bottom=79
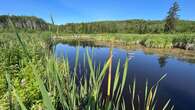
left=0, top=19, right=174, bottom=110
left=54, top=33, right=195, bottom=50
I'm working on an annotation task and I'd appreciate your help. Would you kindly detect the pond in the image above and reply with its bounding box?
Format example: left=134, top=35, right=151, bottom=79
left=53, top=42, right=195, bottom=110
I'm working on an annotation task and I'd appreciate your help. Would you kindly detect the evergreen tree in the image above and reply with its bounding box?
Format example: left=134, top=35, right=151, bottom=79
left=164, top=1, right=180, bottom=32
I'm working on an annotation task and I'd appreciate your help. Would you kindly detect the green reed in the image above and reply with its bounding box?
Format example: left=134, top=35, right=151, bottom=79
left=0, top=22, right=174, bottom=109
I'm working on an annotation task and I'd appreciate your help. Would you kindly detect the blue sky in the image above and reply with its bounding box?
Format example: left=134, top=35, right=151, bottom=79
left=0, top=0, right=194, bottom=24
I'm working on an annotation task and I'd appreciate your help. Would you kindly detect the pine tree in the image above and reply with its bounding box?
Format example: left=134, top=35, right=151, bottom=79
left=164, top=1, right=180, bottom=32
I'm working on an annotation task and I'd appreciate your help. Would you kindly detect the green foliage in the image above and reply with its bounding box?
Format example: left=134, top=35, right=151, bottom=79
left=144, top=37, right=173, bottom=48
left=0, top=32, right=174, bottom=110
left=64, top=33, right=194, bottom=49
left=0, top=32, right=48, bottom=110
left=60, top=20, right=195, bottom=34
left=1, top=15, right=195, bottom=34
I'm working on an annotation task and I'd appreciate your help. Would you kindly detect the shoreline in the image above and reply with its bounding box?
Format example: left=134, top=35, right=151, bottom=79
left=1, top=32, right=194, bottom=50
left=52, top=37, right=195, bottom=63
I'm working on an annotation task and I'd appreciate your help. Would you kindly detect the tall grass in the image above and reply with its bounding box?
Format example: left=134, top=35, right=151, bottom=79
left=107, top=47, right=112, bottom=97
left=0, top=20, right=174, bottom=109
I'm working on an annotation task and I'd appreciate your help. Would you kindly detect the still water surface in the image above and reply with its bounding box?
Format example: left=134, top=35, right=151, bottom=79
left=53, top=42, right=195, bottom=110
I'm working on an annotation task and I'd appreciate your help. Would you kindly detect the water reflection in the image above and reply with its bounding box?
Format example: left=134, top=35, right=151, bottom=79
left=158, top=56, right=168, bottom=68
left=53, top=42, right=195, bottom=110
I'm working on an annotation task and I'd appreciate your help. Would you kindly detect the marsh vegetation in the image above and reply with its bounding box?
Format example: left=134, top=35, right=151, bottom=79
left=0, top=2, right=195, bottom=110
left=1, top=30, right=195, bottom=109
left=0, top=32, right=174, bottom=110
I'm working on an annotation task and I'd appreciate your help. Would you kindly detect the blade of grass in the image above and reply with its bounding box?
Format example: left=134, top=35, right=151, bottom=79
left=171, top=105, right=174, bottom=110
left=107, top=48, right=113, bottom=96
left=163, top=99, right=171, bottom=110
left=132, top=79, right=136, bottom=110
left=145, top=79, right=148, bottom=104
left=152, top=84, right=158, bottom=104
left=74, top=46, right=79, bottom=72
left=86, top=48, right=95, bottom=84
left=146, top=88, right=153, bottom=110
left=97, top=56, right=111, bottom=83
left=32, top=65, right=55, bottom=110
left=112, top=59, right=120, bottom=98
left=117, top=58, right=128, bottom=105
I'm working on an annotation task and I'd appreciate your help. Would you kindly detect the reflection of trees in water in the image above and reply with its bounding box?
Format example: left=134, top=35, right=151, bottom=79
left=57, top=40, right=104, bottom=48
left=138, top=51, right=169, bottom=67
left=158, top=56, right=168, bottom=68
left=144, top=51, right=195, bottom=65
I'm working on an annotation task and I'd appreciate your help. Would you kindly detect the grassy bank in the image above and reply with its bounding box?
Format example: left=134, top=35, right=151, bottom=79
left=54, top=33, right=195, bottom=50
left=0, top=32, right=173, bottom=110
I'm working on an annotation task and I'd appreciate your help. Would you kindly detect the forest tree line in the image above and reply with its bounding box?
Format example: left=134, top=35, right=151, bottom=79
left=58, top=19, right=195, bottom=34
left=1, top=15, right=195, bottom=33
left=1, top=2, right=194, bottom=34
